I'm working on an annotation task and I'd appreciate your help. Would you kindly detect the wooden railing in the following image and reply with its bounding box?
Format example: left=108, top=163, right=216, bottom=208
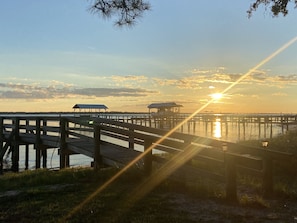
left=0, top=115, right=295, bottom=201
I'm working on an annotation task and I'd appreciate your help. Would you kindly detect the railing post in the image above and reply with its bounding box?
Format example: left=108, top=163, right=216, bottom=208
left=263, top=155, right=273, bottom=197
left=65, top=120, right=70, bottom=167
left=11, top=118, right=20, bottom=172
left=0, top=117, right=3, bottom=174
left=25, top=119, right=29, bottom=170
left=42, top=120, right=47, bottom=168
left=129, top=127, right=134, bottom=149
left=93, top=124, right=102, bottom=171
left=35, top=118, right=41, bottom=169
left=225, top=153, right=237, bottom=202
left=13, top=118, right=19, bottom=171
left=59, top=118, right=67, bottom=169
left=144, top=138, right=153, bottom=175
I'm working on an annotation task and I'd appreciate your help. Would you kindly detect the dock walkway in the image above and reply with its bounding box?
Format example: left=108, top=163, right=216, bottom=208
left=0, top=115, right=295, bottom=201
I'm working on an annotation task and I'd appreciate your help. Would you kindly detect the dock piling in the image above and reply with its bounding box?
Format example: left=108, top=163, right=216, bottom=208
left=59, top=118, right=67, bottom=169
left=93, top=124, right=102, bottom=170
left=144, top=138, right=153, bottom=175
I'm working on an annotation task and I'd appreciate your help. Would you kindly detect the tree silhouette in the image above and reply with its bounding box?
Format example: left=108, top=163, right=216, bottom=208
left=89, top=0, right=150, bottom=26
left=248, top=0, right=297, bottom=17
left=88, top=0, right=296, bottom=26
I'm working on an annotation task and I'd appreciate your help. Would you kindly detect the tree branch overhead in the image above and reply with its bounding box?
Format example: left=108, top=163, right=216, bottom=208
left=89, top=0, right=150, bottom=26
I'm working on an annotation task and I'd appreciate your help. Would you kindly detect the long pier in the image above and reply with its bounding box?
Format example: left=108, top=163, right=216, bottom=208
left=99, top=113, right=297, bottom=140
left=0, top=114, right=295, bottom=201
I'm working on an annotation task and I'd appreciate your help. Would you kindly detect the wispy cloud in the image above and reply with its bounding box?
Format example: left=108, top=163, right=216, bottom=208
left=111, top=75, right=148, bottom=83
left=274, top=74, right=297, bottom=83
left=0, top=82, right=157, bottom=99
left=74, top=87, right=156, bottom=97
left=153, top=68, right=297, bottom=90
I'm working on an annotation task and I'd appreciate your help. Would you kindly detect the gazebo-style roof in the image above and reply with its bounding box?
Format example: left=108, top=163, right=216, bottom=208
left=147, top=102, right=182, bottom=109
left=72, top=104, right=108, bottom=111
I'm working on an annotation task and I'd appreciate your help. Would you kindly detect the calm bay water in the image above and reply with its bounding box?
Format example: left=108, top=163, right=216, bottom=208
left=180, top=116, right=287, bottom=142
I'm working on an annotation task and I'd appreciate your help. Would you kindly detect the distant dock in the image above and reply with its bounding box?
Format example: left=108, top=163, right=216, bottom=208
left=98, top=113, right=297, bottom=140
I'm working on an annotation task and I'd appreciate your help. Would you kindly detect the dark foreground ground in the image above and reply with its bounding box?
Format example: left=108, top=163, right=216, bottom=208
left=0, top=167, right=297, bottom=223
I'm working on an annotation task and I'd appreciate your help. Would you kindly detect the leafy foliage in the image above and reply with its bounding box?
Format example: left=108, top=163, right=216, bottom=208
left=88, top=0, right=150, bottom=26
left=247, top=0, right=297, bottom=17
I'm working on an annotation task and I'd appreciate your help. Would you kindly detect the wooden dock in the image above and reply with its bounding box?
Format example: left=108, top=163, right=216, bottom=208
left=99, top=112, right=297, bottom=140
left=0, top=114, right=295, bottom=201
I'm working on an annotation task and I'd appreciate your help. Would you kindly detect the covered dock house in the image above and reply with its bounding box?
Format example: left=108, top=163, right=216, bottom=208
left=147, top=102, right=182, bottom=118
left=147, top=102, right=183, bottom=129
left=72, top=104, right=108, bottom=113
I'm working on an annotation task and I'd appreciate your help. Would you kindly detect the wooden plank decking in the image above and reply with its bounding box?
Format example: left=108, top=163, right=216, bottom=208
left=66, top=138, right=143, bottom=167
left=3, top=129, right=143, bottom=168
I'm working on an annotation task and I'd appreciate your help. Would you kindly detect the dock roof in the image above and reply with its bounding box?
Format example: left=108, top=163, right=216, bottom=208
left=72, top=104, right=108, bottom=110
left=147, top=102, right=182, bottom=109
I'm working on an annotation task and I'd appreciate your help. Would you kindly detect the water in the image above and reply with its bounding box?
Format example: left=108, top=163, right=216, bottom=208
left=6, top=146, right=93, bottom=171
left=180, top=116, right=287, bottom=142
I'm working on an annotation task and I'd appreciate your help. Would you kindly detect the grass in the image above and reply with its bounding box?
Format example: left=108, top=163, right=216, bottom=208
left=1, top=166, right=297, bottom=223
left=0, top=167, right=261, bottom=223
left=0, top=168, right=119, bottom=222
left=0, top=167, right=200, bottom=223
left=238, top=194, right=270, bottom=208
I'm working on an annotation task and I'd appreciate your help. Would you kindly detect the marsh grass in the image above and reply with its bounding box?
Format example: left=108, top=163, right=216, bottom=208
left=238, top=194, right=270, bottom=208
left=0, top=167, right=128, bottom=222
left=274, top=178, right=297, bottom=198
left=0, top=167, right=223, bottom=222
left=0, top=168, right=99, bottom=191
left=1, top=139, right=297, bottom=223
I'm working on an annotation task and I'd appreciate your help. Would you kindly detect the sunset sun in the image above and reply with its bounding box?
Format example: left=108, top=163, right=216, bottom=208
left=210, top=93, right=223, bottom=101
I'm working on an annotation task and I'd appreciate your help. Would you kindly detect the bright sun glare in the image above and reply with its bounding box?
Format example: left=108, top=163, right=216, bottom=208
left=210, top=93, right=223, bottom=100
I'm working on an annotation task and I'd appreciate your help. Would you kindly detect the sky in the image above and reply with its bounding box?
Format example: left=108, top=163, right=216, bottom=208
left=0, top=0, right=297, bottom=113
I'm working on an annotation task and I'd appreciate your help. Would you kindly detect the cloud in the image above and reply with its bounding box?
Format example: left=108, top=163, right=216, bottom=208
left=152, top=73, right=232, bottom=90
left=73, top=87, right=157, bottom=97
left=153, top=68, right=297, bottom=91
left=275, top=74, right=297, bottom=83
left=111, top=75, right=148, bottom=83
left=0, top=82, right=157, bottom=99
left=188, top=67, right=226, bottom=75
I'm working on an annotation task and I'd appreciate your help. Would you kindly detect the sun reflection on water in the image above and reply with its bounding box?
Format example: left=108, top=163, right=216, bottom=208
left=214, top=118, right=222, bottom=139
